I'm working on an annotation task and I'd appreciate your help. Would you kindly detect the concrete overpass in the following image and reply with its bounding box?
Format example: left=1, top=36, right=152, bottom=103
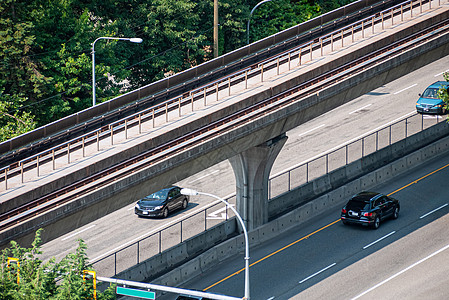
left=1, top=1, right=449, bottom=247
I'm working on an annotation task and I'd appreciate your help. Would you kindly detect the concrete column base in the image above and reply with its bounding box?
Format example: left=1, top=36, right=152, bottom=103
left=229, top=134, right=287, bottom=231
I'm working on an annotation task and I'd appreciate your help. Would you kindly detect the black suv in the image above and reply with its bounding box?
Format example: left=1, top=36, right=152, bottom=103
left=341, top=191, right=400, bottom=229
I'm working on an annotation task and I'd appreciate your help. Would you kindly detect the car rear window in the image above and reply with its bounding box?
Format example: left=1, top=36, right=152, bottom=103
left=347, top=200, right=370, bottom=211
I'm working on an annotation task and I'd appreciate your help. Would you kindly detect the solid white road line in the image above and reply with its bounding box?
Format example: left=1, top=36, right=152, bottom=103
left=190, top=170, right=220, bottom=183
left=351, top=243, right=449, bottom=300
left=420, top=203, right=448, bottom=219
left=434, top=70, right=449, bottom=77
left=61, top=225, right=96, bottom=241
left=363, top=231, right=396, bottom=249
left=393, top=84, right=417, bottom=95
left=298, top=124, right=326, bottom=137
left=299, top=263, right=336, bottom=284
left=349, top=104, right=372, bottom=114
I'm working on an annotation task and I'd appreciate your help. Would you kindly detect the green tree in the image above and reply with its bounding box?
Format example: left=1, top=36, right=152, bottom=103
left=440, top=72, right=449, bottom=114
left=0, top=229, right=115, bottom=299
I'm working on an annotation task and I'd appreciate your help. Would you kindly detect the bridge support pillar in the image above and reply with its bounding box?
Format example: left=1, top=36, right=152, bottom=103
left=229, top=134, right=287, bottom=231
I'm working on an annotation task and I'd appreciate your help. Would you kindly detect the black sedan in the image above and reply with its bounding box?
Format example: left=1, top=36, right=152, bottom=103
left=341, top=191, right=400, bottom=229
left=135, top=186, right=189, bottom=218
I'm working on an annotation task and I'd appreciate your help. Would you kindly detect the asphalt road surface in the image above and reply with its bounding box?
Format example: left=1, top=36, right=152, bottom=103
left=40, top=54, right=449, bottom=278
left=167, top=148, right=449, bottom=300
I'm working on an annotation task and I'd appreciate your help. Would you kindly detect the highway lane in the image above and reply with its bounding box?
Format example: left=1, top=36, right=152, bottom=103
left=39, top=54, right=449, bottom=271
left=165, top=148, right=449, bottom=300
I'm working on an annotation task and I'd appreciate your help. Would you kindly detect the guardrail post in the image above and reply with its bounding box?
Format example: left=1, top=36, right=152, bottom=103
left=138, top=114, right=142, bottom=134
left=341, top=30, right=344, bottom=47
left=216, top=83, right=219, bottom=101
left=391, top=8, right=394, bottom=26
left=67, top=143, right=70, bottom=164
left=110, top=125, right=114, bottom=145
left=420, top=0, right=422, bottom=13
left=299, top=47, right=302, bottom=65
left=152, top=109, right=155, bottom=128
left=277, top=57, right=280, bottom=75
left=372, top=16, right=375, bottom=34
left=204, top=88, right=207, bottom=106
left=401, top=4, right=403, bottom=21
left=320, top=38, right=323, bottom=56
left=166, top=102, right=169, bottom=122
left=429, top=0, right=431, bottom=9
left=125, top=119, right=128, bottom=140
left=288, top=52, right=291, bottom=70
left=4, top=168, right=7, bottom=190
left=309, top=43, right=312, bottom=61
left=362, top=138, right=365, bottom=157
left=228, top=77, right=231, bottom=95
left=137, top=241, right=140, bottom=264
left=331, top=34, right=334, bottom=52
left=37, top=155, right=39, bottom=177
left=82, top=137, right=85, bottom=157
left=245, top=70, right=248, bottom=89
left=352, top=25, right=354, bottom=42
left=190, top=92, right=194, bottom=111
left=362, top=20, right=365, bottom=38
left=178, top=97, right=182, bottom=117
left=381, top=12, right=384, bottom=30
left=261, top=64, right=264, bottom=82
left=97, top=131, right=100, bottom=151
left=52, top=149, right=55, bottom=170
left=159, top=232, right=162, bottom=253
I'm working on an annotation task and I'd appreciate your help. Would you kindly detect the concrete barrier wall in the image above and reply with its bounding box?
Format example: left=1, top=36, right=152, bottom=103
left=115, top=119, right=449, bottom=291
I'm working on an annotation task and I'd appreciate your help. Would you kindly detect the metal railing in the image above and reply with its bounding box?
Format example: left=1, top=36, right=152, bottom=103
left=1, top=0, right=441, bottom=191
left=91, top=195, right=236, bottom=277
left=269, top=113, right=446, bottom=198
left=90, top=112, right=446, bottom=276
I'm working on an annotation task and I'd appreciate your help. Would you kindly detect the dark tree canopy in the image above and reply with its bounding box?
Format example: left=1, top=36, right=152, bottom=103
left=0, top=0, right=355, bottom=142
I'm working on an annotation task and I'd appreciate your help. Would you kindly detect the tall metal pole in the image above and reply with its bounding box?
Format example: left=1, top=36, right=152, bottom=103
left=247, top=0, right=274, bottom=44
left=214, top=0, right=219, bottom=58
left=181, top=188, right=250, bottom=299
left=91, top=37, right=143, bottom=107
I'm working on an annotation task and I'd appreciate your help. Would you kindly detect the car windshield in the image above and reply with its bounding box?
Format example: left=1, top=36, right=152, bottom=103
left=347, top=200, right=370, bottom=211
left=422, top=87, right=439, bottom=99
left=146, top=189, right=169, bottom=200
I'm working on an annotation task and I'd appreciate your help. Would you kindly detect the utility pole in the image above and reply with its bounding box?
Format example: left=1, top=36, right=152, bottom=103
left=214, top=0, right=219, bottom=58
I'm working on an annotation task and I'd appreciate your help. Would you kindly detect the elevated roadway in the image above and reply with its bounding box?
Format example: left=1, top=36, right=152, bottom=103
left=38, top=53, right=449, bottom=277
left=1, top=0, right=449, bottom=248
left=161, top=145, right=449, bottom=300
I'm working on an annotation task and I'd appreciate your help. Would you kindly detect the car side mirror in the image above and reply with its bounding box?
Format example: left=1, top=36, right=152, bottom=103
left=418, top=93, right=421, bottom=97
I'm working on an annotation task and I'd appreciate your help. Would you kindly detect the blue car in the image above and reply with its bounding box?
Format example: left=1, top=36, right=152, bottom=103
left=416, top=81, right=449, bottom=114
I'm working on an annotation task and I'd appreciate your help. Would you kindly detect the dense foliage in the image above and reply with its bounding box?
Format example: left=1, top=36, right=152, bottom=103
left=0, top=229, right=115, bottom=299
left=440, top=72, right=449, bottom=111
left=0, top=0, right=355, bottom=142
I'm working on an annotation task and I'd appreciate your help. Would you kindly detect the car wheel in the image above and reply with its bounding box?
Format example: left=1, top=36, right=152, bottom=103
left=182, top=199, right=188, bottom=209
left=162, top=208, right=169, bottom=218
left=372, top=216, right=380, bottom=229
left=392, top=206, right=399, bottom=219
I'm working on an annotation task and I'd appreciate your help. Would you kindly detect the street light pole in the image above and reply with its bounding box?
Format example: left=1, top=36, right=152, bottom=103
left=91, top=37, right=143, bottom=107
left=180, top=188, right=250, bottom=300
left=247, top=0, right=274, bottom=44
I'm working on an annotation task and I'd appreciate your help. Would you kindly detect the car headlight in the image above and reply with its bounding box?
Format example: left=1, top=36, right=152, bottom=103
left=135, top=203, right=140, bottom=209
left=154, top=205, right=163, bottom=210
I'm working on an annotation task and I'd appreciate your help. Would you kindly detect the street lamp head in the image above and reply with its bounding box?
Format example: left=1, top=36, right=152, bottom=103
left=129, top=38, right=143, bottom=43
left=180, top=188, right=199, bottom=196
